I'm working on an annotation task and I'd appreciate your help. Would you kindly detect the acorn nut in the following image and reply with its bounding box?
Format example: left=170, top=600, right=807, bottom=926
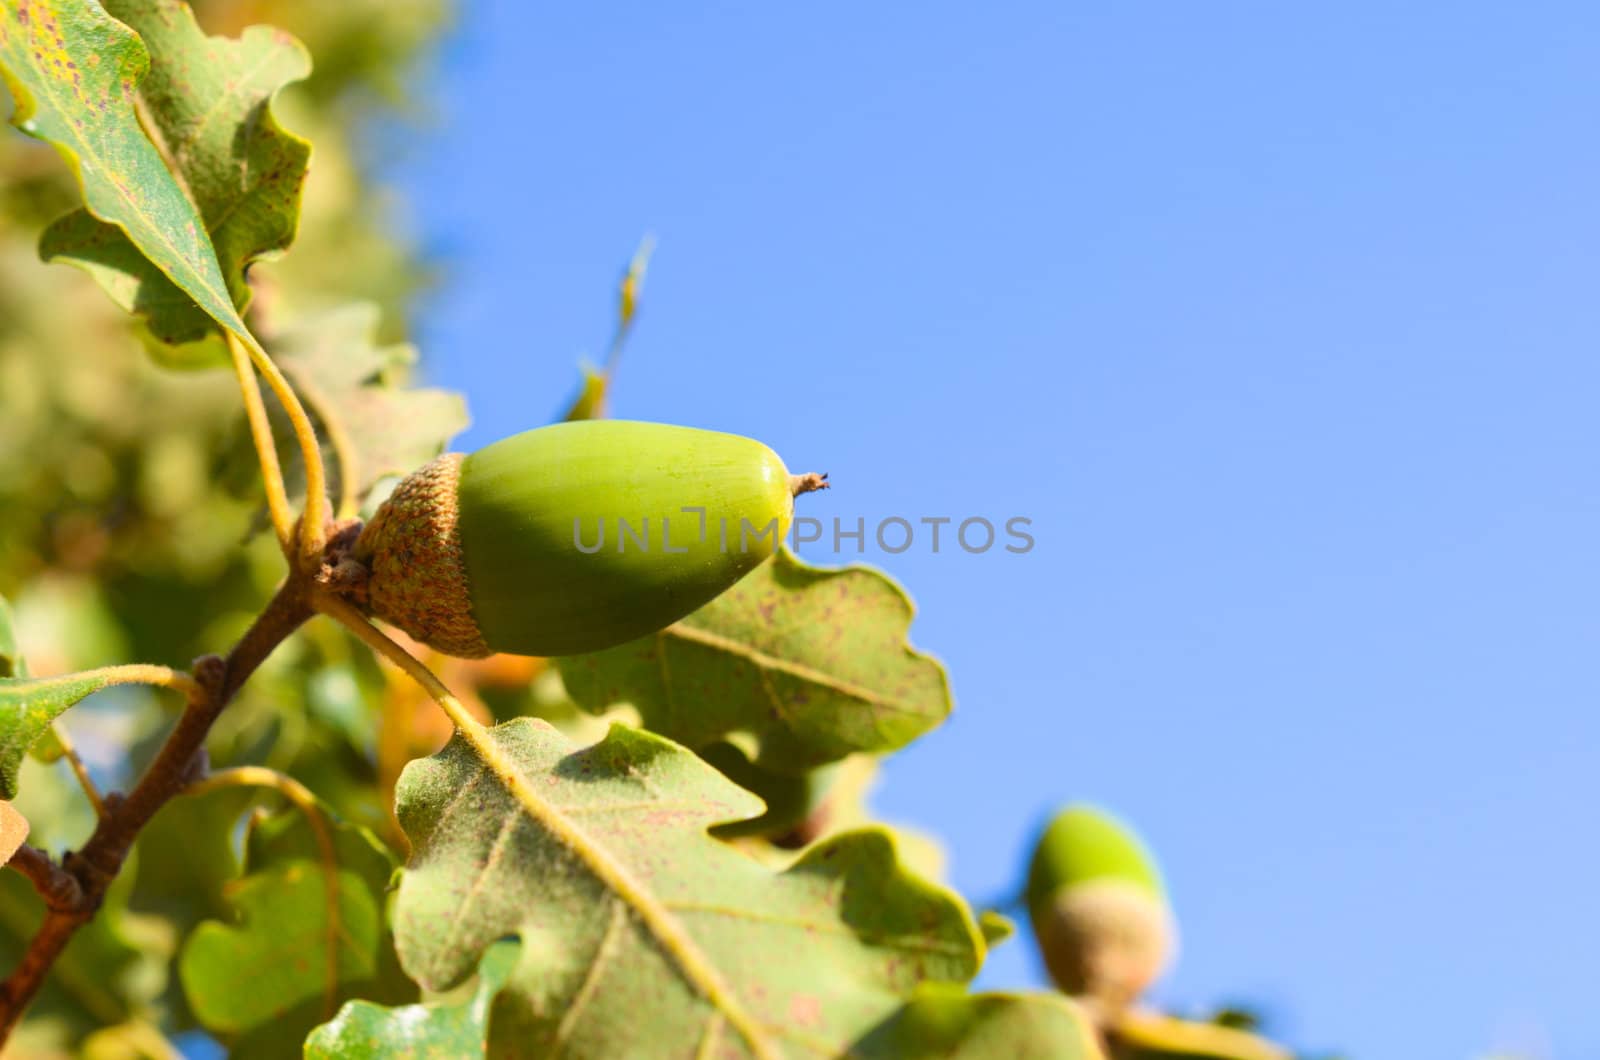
left=1026, top=804, right=1177, bottom=1023
left=353, top=420, right=826, bottom=658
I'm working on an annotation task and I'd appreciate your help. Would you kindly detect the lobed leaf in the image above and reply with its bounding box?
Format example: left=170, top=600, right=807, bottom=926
left=38, top=0, right=310, bottom=352
left=393, top=717, right=999, bottom=1057
left=305, top=941, right=519, bottom=1059
left=0, top=0, right=252, bottom=342
left=180, top=860, right=379, bottom=1032
left=0, top=851, right=168, bottom=1051
left=177, top=801, right=413, bottom=1056
left=558, top=549, right=952, bottom=774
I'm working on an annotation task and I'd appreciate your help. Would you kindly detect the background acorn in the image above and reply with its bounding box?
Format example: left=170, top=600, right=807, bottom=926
left=354, top=420, right=826, bottom=658
left=1027, top=804, right=1178, bottom=1024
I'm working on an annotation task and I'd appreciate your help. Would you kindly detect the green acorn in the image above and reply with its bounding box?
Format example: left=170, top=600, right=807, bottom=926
left=1027, top=804, right=1177, bottom=1022
left=354, top=420, right=826, bottom=658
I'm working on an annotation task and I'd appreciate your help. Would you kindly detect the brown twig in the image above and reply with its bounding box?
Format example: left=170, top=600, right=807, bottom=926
left=6, top=846, right=81, bottom=911
left=0, top=578, right=315, bottom=1038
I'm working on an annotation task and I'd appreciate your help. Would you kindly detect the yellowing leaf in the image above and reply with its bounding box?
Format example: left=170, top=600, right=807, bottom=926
left=40, top=0, right=311, bottom=351
left=0, top=0, right=251, bottom=342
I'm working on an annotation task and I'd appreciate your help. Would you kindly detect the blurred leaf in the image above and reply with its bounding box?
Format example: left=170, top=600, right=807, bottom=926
left=394, top=718, right=987, bottom=1056
left=0, top=592, right=21, bottom=678
left=305, top=940, right=517, bottom=1060
left=0, top=852, right=169, bottom=1051
left=978, top=910, right=1016, bottom=949
left=0, top=669, right=119, bottom=798
left=39, top=0, right=311, bottom=352
left=244, top=799, right=414, bottom=1006
left=857, top=985, right=1103, bottom=1059
left=0, top=799, right=28, bottom=864
left=269, top=302, right=467, bottom=513
left=700, top=740, right=841, bottom=842
left=126, top=786, right=255, bottom=1037
left=177, top=800, right=413, bottom=1055
left=558, top=549, right=952, bottom=774
left=1111, top=1011, right=1292, bottom=1060
left=0, top=0, right=252, bottom=342
left=179, top=860, right=376, bottom=1034
left=129, top=786, right=254, bottom=939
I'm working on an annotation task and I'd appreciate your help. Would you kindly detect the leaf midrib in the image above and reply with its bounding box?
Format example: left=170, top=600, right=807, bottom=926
left=453, top=722, right=781, bottom=1060
left=660, top=621, right=933, bottom=719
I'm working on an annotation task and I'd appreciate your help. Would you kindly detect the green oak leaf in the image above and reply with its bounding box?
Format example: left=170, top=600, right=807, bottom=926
left=268, top=302, right=469, bottom=513
left=557, top=549, right=952, bottom=774
left=179, top=860, right=377, bottom=1035
left=38, top=0, right=310, bottom=352
left=0, top=0, right=252, bottom=343
left=393, top=717, right=987, bottom=1057
left=0, top=669, right=119, bottom=799
left=305, top=941, right=518, bottom=1060
left=128, top=786, right=255, bottom=1032
left=177, top=801, right=413, bottom=1056
left=857, top=985, right=1103, bottom=1059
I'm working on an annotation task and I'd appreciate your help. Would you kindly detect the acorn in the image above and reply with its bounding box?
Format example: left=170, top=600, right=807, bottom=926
left=353, top=420, right=827, bottom=658
left=1026, top=804, right=1177, bottom=1023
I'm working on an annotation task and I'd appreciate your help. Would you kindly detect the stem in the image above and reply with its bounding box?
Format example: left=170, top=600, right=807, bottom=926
left=77, top=664, right=202, bottom=700
left=47, top=724, right=105, bottom=820
left=603, top=233, right=655, bottom=375
left=226, top=331, right=295, bottom=551
left=225, top=330, right=331, bottom=566
left=313, top=594, right=480, bottom=734
left=183, top=766, right=343, bottom=1019
left=6, top=846, right=80, bottom=911
left=0, top=581, right=313, bottom=1038
left=245, top=339, right=330, bottom=564
left=789, top=472, right=830, bottom=497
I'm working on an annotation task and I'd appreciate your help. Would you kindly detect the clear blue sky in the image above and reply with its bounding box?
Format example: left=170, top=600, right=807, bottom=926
left=394, top=5, right=1600, bottom=1057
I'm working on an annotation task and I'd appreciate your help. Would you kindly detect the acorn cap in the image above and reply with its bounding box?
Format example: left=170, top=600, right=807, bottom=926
left=354, top=452, right=490, bottom=658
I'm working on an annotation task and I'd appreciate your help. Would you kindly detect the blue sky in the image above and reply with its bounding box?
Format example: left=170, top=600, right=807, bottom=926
left=396, top=4, right=1600, bottom=1056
